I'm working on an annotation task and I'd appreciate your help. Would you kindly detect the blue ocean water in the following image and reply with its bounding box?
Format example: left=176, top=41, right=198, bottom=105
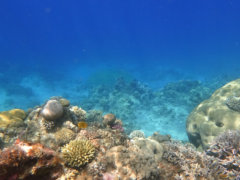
left=0, top=0, right=240, bottom=140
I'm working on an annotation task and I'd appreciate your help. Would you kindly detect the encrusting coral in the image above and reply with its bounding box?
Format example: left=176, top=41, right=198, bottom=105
left=0, top=109, right=26, bottom=146
left=61, top=139, right=95, bottom=169
left=0, top=139, right=63, bottom=180
left=0, top=109, right=26, bottom=129
left=55, top=128, right=76, bottom=146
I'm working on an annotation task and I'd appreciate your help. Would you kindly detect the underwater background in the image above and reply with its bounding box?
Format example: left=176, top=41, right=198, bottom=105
left=1, top=0, right=240, bottom=141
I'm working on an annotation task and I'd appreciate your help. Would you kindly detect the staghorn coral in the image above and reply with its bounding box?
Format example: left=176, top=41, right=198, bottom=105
left=161, top=141, right=237, bottom=179
left=61, top=139, right=95, bottom=169
left=206, top=130, right=240, bottom=177
left=55, top=128, right=76, bottom=146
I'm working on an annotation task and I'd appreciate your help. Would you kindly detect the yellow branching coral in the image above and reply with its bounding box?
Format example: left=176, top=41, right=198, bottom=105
left=61, top=139, right=95, bottom=168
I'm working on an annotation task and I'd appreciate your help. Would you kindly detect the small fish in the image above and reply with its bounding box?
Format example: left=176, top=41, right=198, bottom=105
left=78, top=121, right=88, bottom=129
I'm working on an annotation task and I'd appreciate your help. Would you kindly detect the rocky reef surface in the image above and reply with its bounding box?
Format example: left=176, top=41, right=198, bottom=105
left=1, top=94, right=240, bottom=179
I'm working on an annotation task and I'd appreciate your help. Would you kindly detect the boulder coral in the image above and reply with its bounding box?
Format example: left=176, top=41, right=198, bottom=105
left=41, top=100, right=64, bottom=121
left=187, top=78, right=240, bottom=149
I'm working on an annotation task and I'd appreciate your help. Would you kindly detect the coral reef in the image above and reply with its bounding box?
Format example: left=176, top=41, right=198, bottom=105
left=206, top=130, right=240, bottom=176
left=161, top=141, right=228, bottom=179
left=61, top=139, right=95, bottom=169
left=0, top=109, right=26, bottom=147
left=20, top=98, right=87, bottom=149
left=0, top=140, right=63, bottom=180
left=82, top=78, right=211, bottom=139
left=3, top=96, right=240, bottom=179
left=187, top=78, right=240, bottom=149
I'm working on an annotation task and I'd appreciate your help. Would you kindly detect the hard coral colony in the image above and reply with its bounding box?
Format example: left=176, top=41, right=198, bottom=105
left=61, top=139, right=95, bottom=169
left=1, top=79, right=240, bottom=179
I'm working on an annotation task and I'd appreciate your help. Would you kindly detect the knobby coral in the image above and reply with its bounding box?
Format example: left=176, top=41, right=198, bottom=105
left=61, top=139, right=95, bottom=168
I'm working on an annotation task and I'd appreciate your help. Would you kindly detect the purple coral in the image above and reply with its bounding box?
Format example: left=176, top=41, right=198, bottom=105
left=111, top=124, right=124, bottom=132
